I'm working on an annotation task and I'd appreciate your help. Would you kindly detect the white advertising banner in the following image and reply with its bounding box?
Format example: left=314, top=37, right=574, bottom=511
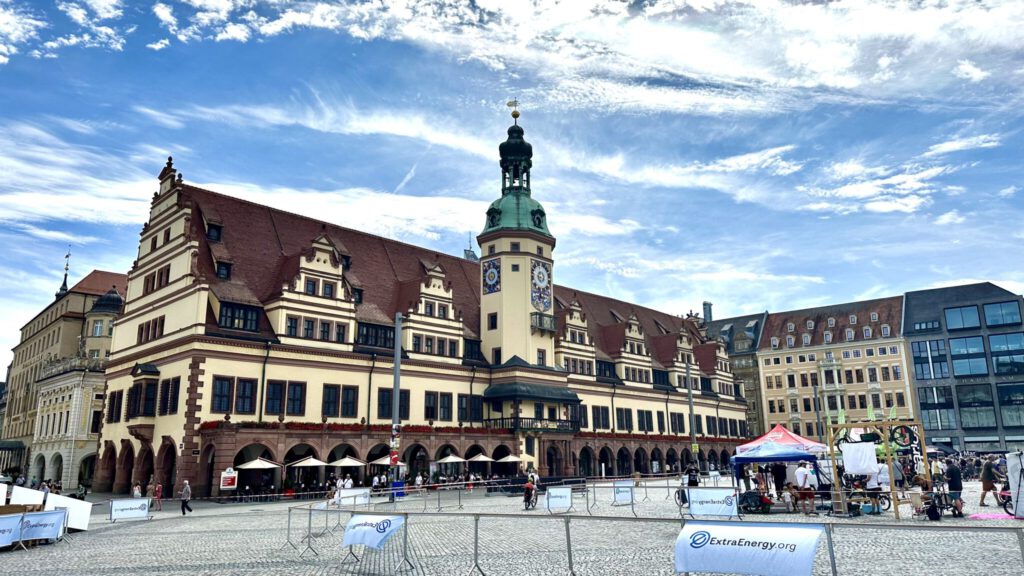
left=687, top=488, right=738, bottom=517
left=0, top=483, right=7, bottom=503
left=612, top=480, right=634, bottom=505
left=0, top=513, right=20, bottom=547
left=20, top=509, right=66, bottom=541
left=342, top=515, right=405, bottom=550
left=545, top=487, right=573, bottom=513
left=10, top=485, right=44, bottom=505
left=1008, top=451, right=1023, bottom=519
left=675, top=521, right=824, bottom=576
left=110, top=498, right=152, bottom=521
left=45, top=493, right=93, bottom=531
left=335, top=488, right=371, bottom=506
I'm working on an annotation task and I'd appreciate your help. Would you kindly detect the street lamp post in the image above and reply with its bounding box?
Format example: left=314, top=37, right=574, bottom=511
left=685, top=362, right=698, bottom=466
left=389, top=312, right=404, bottom=503
left=812, top=383, right=823, bottom=443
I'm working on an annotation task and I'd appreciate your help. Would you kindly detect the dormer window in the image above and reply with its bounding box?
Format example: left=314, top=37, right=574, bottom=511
left=207, top=224, right=222, bottom=242
left=806, top=320, right=814, bottom=330
left=424, top=301, right=435, bottom=316
left=786, top=335, right=794, bottom=347
left=824, top=331, right=833, bottom=344
left=787, top=323, right=795, bottom=332
left=881, top=324, right=891, bottom=337
left=352, top=288, right=363, bottom=304
left=870, top=312, right=879, bottom=322
left=438, top=304, right=448, bottom=319
left=802, top=334, right=811, bottom=346
left=218, top=302, right=259, bottom=332
left=849, top=314, right=857, bottom=324
left=323, top=283, right=335, bottom=299
left=770, top=337, right=779, bottom=349
left=828, top=317, right=835, bottom=328
left=863, top=327, right=872, bottom=338
left=846, top=329, right=855, bottom=341
left=216, top=262, right=231, bottom=279
left=305, top=279, right=317, bottom=295
left=341, top=255, right=351, bottom=270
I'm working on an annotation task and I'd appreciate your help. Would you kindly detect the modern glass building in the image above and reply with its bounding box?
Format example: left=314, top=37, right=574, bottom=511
left=903, top=283, right=1024, bottom=453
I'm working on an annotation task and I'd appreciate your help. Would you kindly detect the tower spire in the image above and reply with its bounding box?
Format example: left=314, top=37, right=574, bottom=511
left=55, top=246, right=70, bottom=299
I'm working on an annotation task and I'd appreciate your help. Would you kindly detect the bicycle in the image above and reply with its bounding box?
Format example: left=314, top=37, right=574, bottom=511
left=523, top=487, right=538, bottom=510
left=674, top=487, right=687, bottom=507
left=997, top=483, right=1014, bottom=516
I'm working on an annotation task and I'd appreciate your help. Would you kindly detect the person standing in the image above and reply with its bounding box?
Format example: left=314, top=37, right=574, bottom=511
left=132, top=482, right=143, bottom=498
left=979, top=455, right=1005, bottom=507
left=771, top=462, right=787, bottom=498
left=154, top=482, right=164, bottom=511
left=343, top=474, right=353, bottom=489
left=180, top=480, right=193, bottom=516
left=685, top=465, right=700, bottom=487
left=945, top=458, right=964, bottom=517
left=795, top=462, right=817, bottom=515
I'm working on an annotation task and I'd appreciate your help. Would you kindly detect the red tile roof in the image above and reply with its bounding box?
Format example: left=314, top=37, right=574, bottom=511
left=70, top=270, right=128, bottom=297
left=758, top=295, right=903, bottom=351
left=182, top=184, right=705, bottom=359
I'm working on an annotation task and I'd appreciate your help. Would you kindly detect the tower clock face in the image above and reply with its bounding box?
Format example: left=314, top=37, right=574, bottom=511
left=482, top=258, right=501, bottom=294
left=531, top=259, right=552, bottom=312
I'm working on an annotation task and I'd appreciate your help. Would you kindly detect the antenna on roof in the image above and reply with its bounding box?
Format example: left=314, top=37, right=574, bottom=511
left=463, top=232, right=478, bottom=261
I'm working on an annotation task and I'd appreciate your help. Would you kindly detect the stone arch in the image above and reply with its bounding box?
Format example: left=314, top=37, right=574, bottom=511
left=199, top=443, right=216, bottom=498
left=598, top=446, right=614, bottom=477
left=327, top=443, right=359, bottom=462
left=366, top=443, right=390, bottom=464
left=404, top=443, right=429, bottom=479
left=154, top=440, right=177, bottom=495
left=76, top=453, right=97, bottom=490
left=545, top=443, right=565, bottom=476
left=697, top=449, right=707, bottom=471
left=465, top=444, right=488, bottom=476
left=650, top=447, right=664, bottom=474
left=633, top=447, right=648, bottom=475
left=707, top=450, right=719, bottom=470
left=666, top=448, right=678, bottom=473
left=134, top=444, right=155, bottom=490
left=720, top=449, right=730, bottom=469
left=93, top=441, right=117, bottom=492
left=682, top=448, right=692, bottom=466
left=234, top=443, right=276, bottom=492
left=284, top=443, right=320, bottom=488
left=616, top=447, right=632, bottom=476
left=32, top=453, right=46, bottom=483
left=50, top=452, right=64, bottom=485
left=114, top=440, right=135, bottom=494
left=434, top=443, right=459, bottom=460
left=491, top=444, right=516, bottom=477
left=579, top=446, right=595, bottom=477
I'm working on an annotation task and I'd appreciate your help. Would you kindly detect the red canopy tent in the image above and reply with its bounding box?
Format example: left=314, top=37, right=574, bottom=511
left=736, top=424, right=827, bottom=454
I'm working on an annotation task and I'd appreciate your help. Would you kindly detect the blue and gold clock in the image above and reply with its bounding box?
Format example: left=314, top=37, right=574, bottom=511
left=482, top=258, right=501, bottom=294
left=531, top=259, right=552, bottom=312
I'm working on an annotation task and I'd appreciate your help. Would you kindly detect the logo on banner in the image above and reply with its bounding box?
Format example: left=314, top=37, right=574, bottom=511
left=675, top=521, right=823, bottom=576
left=690, top=531, right=711, bottom=548
left=343, top=515, right=405, bottom=550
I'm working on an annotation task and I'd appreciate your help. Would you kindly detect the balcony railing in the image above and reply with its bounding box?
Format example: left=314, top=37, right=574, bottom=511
left=40, top=356, right=107, bottom=380
left=530, top=312, right=557, bottom=333
left=482, top=417, right=580, bottom=433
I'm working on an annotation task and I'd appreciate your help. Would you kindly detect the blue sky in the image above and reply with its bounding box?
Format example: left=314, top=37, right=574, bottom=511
left=1, top=1, right=1023, bottom=370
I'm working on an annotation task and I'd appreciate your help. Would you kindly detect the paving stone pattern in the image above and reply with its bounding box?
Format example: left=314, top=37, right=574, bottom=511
left=2, top=480, right=1022, bottom=575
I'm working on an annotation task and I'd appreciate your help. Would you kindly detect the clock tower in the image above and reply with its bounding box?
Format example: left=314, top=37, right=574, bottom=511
left=477, top=108, right=556, bottom=367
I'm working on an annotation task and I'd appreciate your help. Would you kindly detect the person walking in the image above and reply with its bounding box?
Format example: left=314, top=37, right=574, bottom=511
left=154, top=482, right=164, bottom=511
left=979, top=455, right=1005, bottom=507
left=180, top=480, right=193, bottom=516
left=795, top=462, right=817, bottom=515
left=945, top=458, right=964, bottom=517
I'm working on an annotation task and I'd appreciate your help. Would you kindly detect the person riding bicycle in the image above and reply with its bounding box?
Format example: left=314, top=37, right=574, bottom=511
left=523, top=479, right=535, bottom=507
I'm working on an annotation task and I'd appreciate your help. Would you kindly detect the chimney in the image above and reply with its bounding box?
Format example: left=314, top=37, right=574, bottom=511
left=702, top=301, right=713, bottom=324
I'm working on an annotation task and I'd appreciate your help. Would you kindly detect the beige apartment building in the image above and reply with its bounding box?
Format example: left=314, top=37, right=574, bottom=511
left=1, top=270, right=126, bottom=481
left=757, top=296, right=915, bottom=441
left=93, top=115, right=748, bottom=497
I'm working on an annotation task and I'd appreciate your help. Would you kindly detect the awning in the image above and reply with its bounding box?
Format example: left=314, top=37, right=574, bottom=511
left=483, top=383, right=581, bottom=404
left=0, top=440, right=25, bottom=451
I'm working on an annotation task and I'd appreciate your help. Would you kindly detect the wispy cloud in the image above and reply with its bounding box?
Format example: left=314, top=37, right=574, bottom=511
left=146, top=38, right=169, bottom=50
left=922, top=133, right=1001, bottom=157
left=953, top=60, right=990, bottom=83
left=0, top=0, right=47, bottom=65
left=934, top=209, right=966, bottom=225
left=997, top=185, right=1018, bottom=198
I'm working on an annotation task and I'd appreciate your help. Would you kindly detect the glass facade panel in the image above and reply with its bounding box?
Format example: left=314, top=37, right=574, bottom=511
left=956, top=384, right=996, bottom=428
left=990, top=333, right=1024, bottom=376
left=984, top=301, right=1022, bottom=327
left=945, top=305, right=980, bottom=330
left=998, top=383, right=1024, bottom=428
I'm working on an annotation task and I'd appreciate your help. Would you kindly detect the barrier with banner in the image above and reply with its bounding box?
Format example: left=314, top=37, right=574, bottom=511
left=612, top=480, right=634, bottom=505
left=20, top=509, right=66, bottom=541
left=335, top=488, right=371, bottom=506
left=0, top=513, right=20, bottom=547
left=675, top=521, right=824, bottom=576
left=545, top=486, right=573, bottom=513
left=686, top=487, right=739, bottom=518
left=0, top=483, right=7, bottom=503
left=342, top=514, right=405, bottom=550
left=109, top=498, right=153, bottom=522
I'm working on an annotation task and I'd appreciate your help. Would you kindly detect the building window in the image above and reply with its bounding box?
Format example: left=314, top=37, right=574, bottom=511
left=438, top=304, right=448, bottom=319
left=537, top=349, right=546, bottom=366
left=92, top=320, right=104, bottom=337
left=323, top=283, right=335, bottom=299
left=235, top=379, right=255, bottom=414
left=424, top=391, right=438, bottom=420
left=950, top=336, right=988, bottom=376
left=322, top=384, right=340, bottom=418
left=335, top=324, right=347, bottom=343
left=802, top=334, right=811, bottom=345
left=615, top=407, right=633, bottom=431
left=863, top=327, right=872, bottom=338
left=510, top=242, right=520, bottom=252
left=352, top=288, right=363, bottom=303
left=206, top=224, right=222, bottom=241
left=303, top=319, right=315, bottom=338
left=990, top=333, right=1024, bottom=376
left=286, top=317, right=299, bottom=337
left=219, top=303, right=260, bottom=332
left=945, top=305, right=981, bottom=330
left=824, top=332, right=832, bottom=344
left=377, top=388, right=410, bottom=420
left=212, top=377, right=233, bottom=413
left=786, top=335, right=794, bottom=347
left=439, top=392, right=453, bottom=421
left=488, top=245, right=495, bottom=255
left=787, top=323, right=795, bottom=332
left=286, top=382, right=306, bottom=416
left=770, top=337, right=779, bottom=349
left=341, top=386, right=358, bottom=418
left=881, top=325, right=890, bottom=337
left=985, top=301, right=1022, bottom=327
left=265, top=380, right=284, bottom=415
left=849, top=315, right=857, bottom=325
left=449, top=340, right=458, bottom=357
left=216, top=262, right=231, bottom=279
left=828, top=317, right=835, bottom=327
left=845, top=329, right=855, bottom=341
left=412, top=335, right=421, bottom=352
left=492, top=347, right=502, bottom=365
left=356, top=323, right=395, bottom=348
left=320, top=321, right=331, bottom=341
left=998, top=383, right=1024, bottom=427
left=957, top=384, right=996, bottom=428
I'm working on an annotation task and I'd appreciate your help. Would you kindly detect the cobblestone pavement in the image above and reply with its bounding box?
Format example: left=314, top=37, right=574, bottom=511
left=2, top=480, right=1022, bottom=575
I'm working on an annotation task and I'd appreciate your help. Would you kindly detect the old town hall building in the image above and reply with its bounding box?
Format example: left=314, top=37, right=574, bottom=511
left=94, top=114, right=748, bottom=496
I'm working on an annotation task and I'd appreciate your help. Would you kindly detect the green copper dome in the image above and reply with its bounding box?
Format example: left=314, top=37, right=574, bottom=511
left=480, top=119, right=552, bottom=239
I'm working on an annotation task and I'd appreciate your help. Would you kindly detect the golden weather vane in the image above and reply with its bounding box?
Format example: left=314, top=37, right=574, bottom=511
left=507, top=99, right=520, bottom=123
